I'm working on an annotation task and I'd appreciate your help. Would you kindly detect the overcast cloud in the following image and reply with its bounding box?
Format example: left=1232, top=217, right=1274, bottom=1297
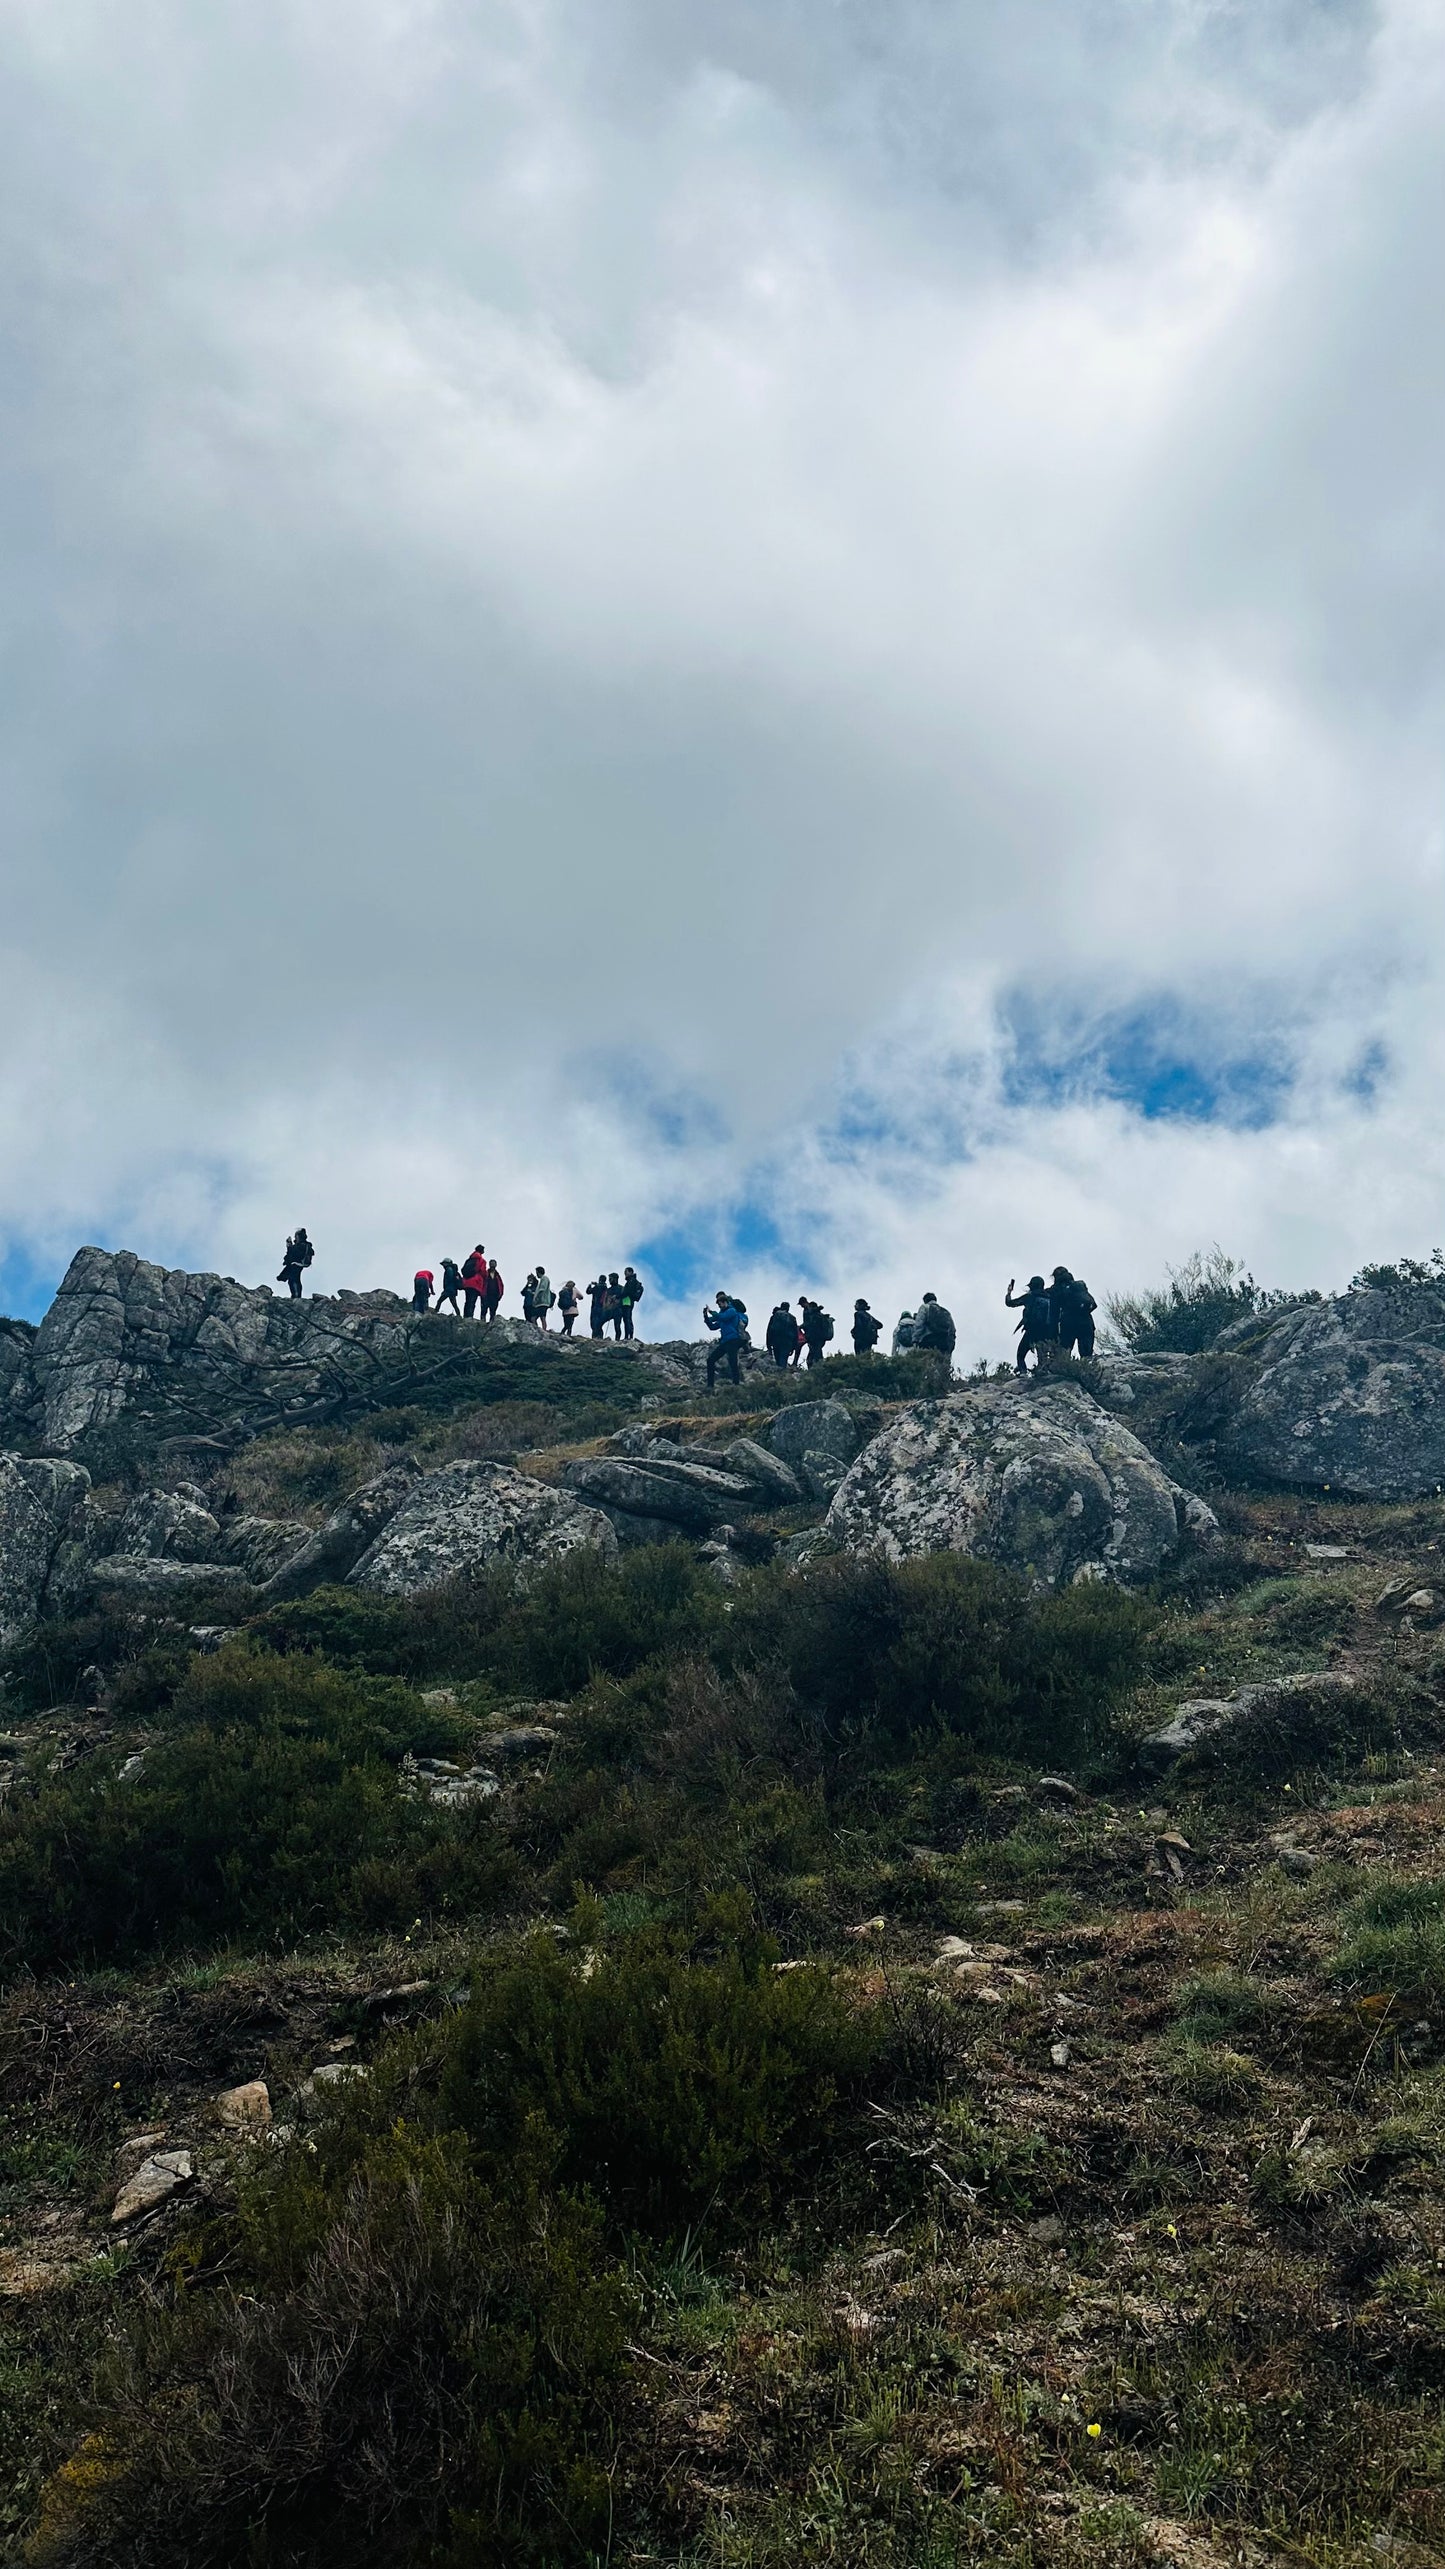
left=0, top=0, right=1442, bottom=1359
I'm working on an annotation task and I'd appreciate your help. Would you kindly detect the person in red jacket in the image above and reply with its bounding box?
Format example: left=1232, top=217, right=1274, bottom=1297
left=460, top=1245, right=487, bottom=1320
left=484, top=1258, right=504, bottom=1322
left=411, top=1269, right=434, bottom=1313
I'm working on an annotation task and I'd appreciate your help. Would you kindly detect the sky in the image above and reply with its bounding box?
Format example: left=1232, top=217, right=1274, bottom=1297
left=0, top=0, right=1442, bottom=1365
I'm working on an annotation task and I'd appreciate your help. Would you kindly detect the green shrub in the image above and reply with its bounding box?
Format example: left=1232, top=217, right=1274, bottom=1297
left=166, top=1642, right=464, bottom=1763
left=440, top=1909, right=881, bottom=2234
left=1333, top=1877, right=1445, bottom=2003
left=0, top=1651, right=510, bottom=1969
left=1194, top=1675, right=1414, bottom=1780
left=252, top=1546, right=723, bottom=1694
left=1106, top=1248, right=1268, bottom=1352
left=31, top=2128, right=628, bottom=2569
left=729, top=1551, right=1152, bottom=1762
left=1, top=1607, right=153, bottom=1714
left=475, top=1543, right=724, bottom=1697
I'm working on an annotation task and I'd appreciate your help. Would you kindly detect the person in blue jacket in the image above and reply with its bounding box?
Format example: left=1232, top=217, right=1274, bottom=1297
left=704, top=1291, right=745, bottom=1389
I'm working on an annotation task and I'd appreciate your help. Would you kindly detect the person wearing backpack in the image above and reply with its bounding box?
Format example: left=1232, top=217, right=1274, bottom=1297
left=461, top=1246, right=487, bottom=1319
left=1049, top=1267, right=1079, bottom=1356
left=766, top=1301, right=798, bottom=1368
left=1005, top=1275, right=1054, bottom=1374
left=852, top=1299, right=882, bottom=1355
left=704, top=1291, right=745, bottom=1388
left=1066, top=1277, right=1097, bottom=1359
left=558, top=1280, right=580, bottom=1337
left=437, top=1256, right=464, bottom=1316
left=411, top=1268, right=434, bottom=1313
left=484, top=1258, right=504, bottom=1322
left=278, top=1228, right=314, bottom=1298
left=801, top=1299, right=834, bottom=1367
left=621, top=1267, right=644, bottom=1339
left=912, top=1292, right=956, bottom=1357
left=532, top=1268, right=555, bottom=1331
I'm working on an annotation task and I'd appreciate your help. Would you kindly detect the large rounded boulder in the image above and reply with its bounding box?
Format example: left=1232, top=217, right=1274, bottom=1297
left=1218, top=1285, right=1445, bottom=1497
left=349, top=1460, right=615, bottom=1594
left=823, top=1381, right=1217, bottom=1587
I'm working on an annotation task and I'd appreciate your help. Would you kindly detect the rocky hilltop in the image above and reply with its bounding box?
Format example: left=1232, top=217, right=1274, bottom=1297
left=7, top=1244, right=1445, bottom=1658
left=0, top=1247, right=1231, bottom=1650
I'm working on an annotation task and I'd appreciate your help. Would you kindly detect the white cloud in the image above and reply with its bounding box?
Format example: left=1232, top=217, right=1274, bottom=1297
left=0, top=0, right=1440, bottom=1357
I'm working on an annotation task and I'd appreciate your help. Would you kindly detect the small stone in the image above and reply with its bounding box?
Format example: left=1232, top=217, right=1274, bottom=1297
left=112, top=2150, right=192, bottom=2223
left=1050, top=2040, right=1071, bottom=2069
left=304, top=2061, right=368, bottom=2091
left=115, top=2130, right=166, bottom=2168
left=935, top=1935, right=975, bottom=1960
left=844, top=1916, right=887, bottom=1939
left=360, top=1979, right=433, bottom=2014
left=1036, top=1775, right=1079, bottom=1800
left=1403, top=1589, right=1437, bottom=1614
left=1027, top=2214, right=1064, bottom=2244
left=213, top=2080, right=271, bottom=2131
left=1276, top=1845, right=1318, bottom=1877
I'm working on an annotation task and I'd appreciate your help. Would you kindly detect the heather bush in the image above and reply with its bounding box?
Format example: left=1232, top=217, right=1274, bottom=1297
left=728, top=1550, right=1153, bottom=1762
left=441, top=1905, right=882, bottom=2233
left=29, top=2129, right=627, bottom=2569
left=0, top=1650, right=509, bottom=1969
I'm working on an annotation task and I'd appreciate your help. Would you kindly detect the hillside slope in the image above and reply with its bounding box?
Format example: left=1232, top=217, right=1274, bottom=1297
left=2, top=1256, right=1445, bottom=2568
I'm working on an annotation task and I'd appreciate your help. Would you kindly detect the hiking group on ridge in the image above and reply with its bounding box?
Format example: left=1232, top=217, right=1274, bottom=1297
left=278, top=1232, right=1098, bottom=1384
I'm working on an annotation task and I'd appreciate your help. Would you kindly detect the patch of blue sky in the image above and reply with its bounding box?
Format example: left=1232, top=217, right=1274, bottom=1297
left=1341, top=1039, right=1389, bottom=1104
left=821, top=1049, right=988, bottom=1177
left=0, top=1241, right=62, bottom=1324
left=631, top=1195, right=825, bottom=1301
left=999, top=992, right=1296, bottom=1130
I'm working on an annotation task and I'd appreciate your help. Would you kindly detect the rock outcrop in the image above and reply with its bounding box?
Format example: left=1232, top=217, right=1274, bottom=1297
left=256, top=1462, right=422, bottom=1601
left=349, top=1461, right=615, bottom=1594
left=823, top=1382, right=1216, bottom=1587
left=1216, top=1285, right=1445, bottom=1497
left=0, top=1454, right=92, bottom=1646
left=1138, top=1670, right=1369, bottom=1772
left=561, top=1453, right=756, bottom=1535
left=768, top=1400, right=860, bottom=1501
left=0, top=1248, right=700, bottom=1459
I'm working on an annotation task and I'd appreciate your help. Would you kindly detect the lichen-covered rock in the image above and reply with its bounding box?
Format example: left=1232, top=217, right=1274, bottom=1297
left=767, top=1401, right=860, bottom=1484
left=0, top=1452, right=92, bottom=1645
left=113, top=1486, right=221, bottom=1561
left=561, top=1455, right=755, bottom=1532
left=823, top=1382, right=1217, bottom=1587
left=256, top=1461, right=422, bottom=1601
left=0, top=1246, right=418, bottom=1453
left=1138, top=1670, right=1367, bottom=1772
left=349, top=1460, right=615, bottom=1593
left=1219, top=1285, right=1445, bottom=1497
left=90, top=1556, right=254, bottom=1597
left=718, top=1438, right=802, bottom=1506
